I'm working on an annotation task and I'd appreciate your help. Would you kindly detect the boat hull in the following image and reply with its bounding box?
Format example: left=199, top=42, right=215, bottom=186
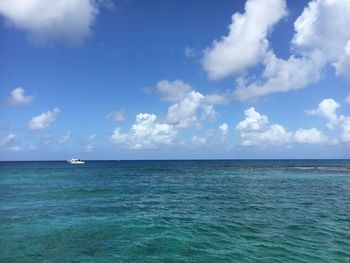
left=67, top=159, right=85, bottom=164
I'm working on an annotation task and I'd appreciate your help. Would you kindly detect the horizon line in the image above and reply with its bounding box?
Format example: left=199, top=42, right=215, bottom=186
left=1, top=158, right=350, bottom=162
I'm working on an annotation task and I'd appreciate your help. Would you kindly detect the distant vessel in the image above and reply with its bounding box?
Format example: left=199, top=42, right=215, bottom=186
left=68, top=158, right=85, bottom=164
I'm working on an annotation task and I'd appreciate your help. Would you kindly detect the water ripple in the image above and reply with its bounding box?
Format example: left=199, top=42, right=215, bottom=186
left=0, top=160, right=349, bottom=262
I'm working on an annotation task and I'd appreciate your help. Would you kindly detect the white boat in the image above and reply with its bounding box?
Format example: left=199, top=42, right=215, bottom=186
left=67, top=158, right=85, bottom=164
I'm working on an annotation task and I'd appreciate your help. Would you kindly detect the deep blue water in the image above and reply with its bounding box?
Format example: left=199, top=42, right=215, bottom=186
left=0, top=160, right=350, bottom=262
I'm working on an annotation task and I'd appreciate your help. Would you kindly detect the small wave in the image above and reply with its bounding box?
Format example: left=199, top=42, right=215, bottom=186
left=207, top=165, right=350, bottom=173
left=286, top=166, right=350, bottom=172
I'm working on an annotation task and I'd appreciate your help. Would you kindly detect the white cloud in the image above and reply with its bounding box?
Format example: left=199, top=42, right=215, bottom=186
left=57, top=131, right=71, bottom=144
left=236, top=107, right=268, bottom=132
left=333, top=41, right=350, bottom=81
left=307, top=98, right=350, bottom=144
left=236, top=107, right=327, bottom=146
left=236, top=107, right=291, bottom=146
left=202, top=0, right=286, bottom=79
left=156, top=80, right=226, bottom=129
left=166, top=91, right=226, bottom=129
left=203, top=0, right=350, bottom=100
left=0, top=133, right=15, bottom=146
left=234, top=50, right=324, bottom=101
left=205, top=93, right=230, bottom=105
left=0, top=0, right=99, bottom=45
left=219, top=123, right=228, bottom=136
left=166, top=91, right=214, bottom=128
left=106, top=109, right=125, bottom=122
left=293, top=0, right=350, bottom=82
left=28, top=107, right=60, bottom=130
left=111, top=113, right=177, bottom=149
left=294, top=128, right=327, bottom=144
left=229, top=0, right=329, bottom=101
left=110, top=128, right=128, bottom=145
left=238, top=124, right=292, bottom=146
left=8, top=87, right=35, bottom=106
left=156, top=79, right=193, bottom=103
left=293, top=0, right=350, bottom=60
left=111, top=80, right=228, bottom=149
left=306, top=99, right=343, bottom=129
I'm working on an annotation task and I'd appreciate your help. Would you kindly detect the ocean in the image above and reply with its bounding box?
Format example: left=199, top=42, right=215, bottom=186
left=0, top=160, right=349, bottom=262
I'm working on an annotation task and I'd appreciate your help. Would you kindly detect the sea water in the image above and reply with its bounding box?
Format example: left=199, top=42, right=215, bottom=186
left=0, top=160, right=349, bottom=262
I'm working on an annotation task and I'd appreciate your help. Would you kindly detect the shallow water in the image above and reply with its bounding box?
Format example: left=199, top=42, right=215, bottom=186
left=1, top=160, right=350, bottom=262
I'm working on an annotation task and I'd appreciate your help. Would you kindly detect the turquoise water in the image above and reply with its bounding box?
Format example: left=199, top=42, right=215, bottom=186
left=0, top=160, right=349, bottom=262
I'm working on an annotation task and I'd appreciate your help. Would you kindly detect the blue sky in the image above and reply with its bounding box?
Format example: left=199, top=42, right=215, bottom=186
left=1, top=0, right=350, bottom=160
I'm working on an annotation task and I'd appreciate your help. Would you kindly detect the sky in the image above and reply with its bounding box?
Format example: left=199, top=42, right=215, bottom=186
left=1, top=0, right=350, bottom=160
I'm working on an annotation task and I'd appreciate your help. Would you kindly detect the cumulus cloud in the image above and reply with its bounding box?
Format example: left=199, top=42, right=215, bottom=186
left=156, top=79, right=193, bottom=103
left=106, top=109, right=125, bottom=123
left=228, top=0, right=327, bottom=101
left=240, top=0, right=350, bottom=100
left=0, top=0, right=100, bottom=45
left=219, top=123, right=228, bottom=136
left=236, top=107, right=327, bottom=146
left=111, top=113, right=177, bottom=149
left=293, top=0, right=350, bottom=82
left=166, top=91, right=217, bottom=128
left=306, top=99, right=343, bottom=129
left=111, top=80, right=228, bottom=149
left=156, top=80, right=226, bottom=129
left=203, top=0, right=286, bottom=79
left=234, top=50, right=324, bottom=101
left=294, top=128, right=327, bottom=144
left=205, top=93, right=229, bottom=105
left=203, top=0, right=350, bottom=100
left=333, top=41, right=350, bottom=81
left=236, top=99, right=350, bottom=147
left=307, top=98, right=350, bottom=144
left=28, top=107, right=60, bottom=130
left=57, top=131, right=71, bottom=144
left=8, top=87, right=35, bottom=106
left=236, top=107, right=291, bottom=146
left=293, top=0, right=350, bottom=60
left=235, top=107, right=268, bottom=132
